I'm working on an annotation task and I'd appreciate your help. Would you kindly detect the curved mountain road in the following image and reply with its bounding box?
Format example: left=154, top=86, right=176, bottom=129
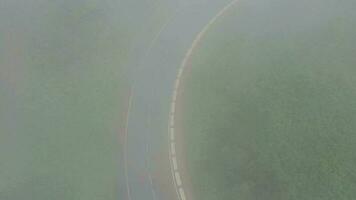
left=120, top=1, right=238, bottom=200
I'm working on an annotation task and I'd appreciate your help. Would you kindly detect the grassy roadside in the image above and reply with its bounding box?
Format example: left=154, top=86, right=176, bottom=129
left=182, top=0, right=356, bottom=199
left=1, top=0, right=180, bottom=199
left=0, top=1, right=130, bottom=199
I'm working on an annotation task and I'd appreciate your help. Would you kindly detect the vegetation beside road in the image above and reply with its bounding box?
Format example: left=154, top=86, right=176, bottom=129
left=0, top=0, right=175, bottom=199
left=182, top=0, right=356, bottom=199
left=0, top=1, right=130, bottom=199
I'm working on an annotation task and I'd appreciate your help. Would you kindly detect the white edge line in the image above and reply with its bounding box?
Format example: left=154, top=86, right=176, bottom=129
left=170, top=115, right=175, bottom=127
left=171, top=142, right=176, bottom=155
left=170, top=128, right=175, bottom=141
left=179, top=188, right=187, bottom=200
left=175, top=171, right=182, bottom=186
left=124, top=91, right=133, bottom=200
left=127, top=7, right=183, bottom=200
left=148, top=173, right=158, bottom=200
left=171, top=101, right=176, bottom=113
left=168, top=1, right=239, bottom=200
left=172, top=156, right=178, bottom=171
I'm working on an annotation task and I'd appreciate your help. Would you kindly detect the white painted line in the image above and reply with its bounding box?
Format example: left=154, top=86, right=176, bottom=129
left=172, top=156, right=178, bottom=171
left=124, top=91, right=133, bottom=200
left=179, top=188, right=187, bottom=200
left=170, top=128, right=175, bottom=141
left=129, top=7, right=183, bottom=200
left=171, top=102, right=176, bottom=113
left=168, top=1, right=239, bottom=200
left=175, top=171, right=182, bottom=186
left=186, top=48, right=193, bottom=57
left=175, top=79, right=180, bottom=90
left=173, top=90, right=178, bottom=100
left=170, top=115, right=175, bottom=127
left=178, top=67, right=184, bottom=78
left=148, top=173, right=158, bottom=200
left=171, top=142, right=176, bottom=155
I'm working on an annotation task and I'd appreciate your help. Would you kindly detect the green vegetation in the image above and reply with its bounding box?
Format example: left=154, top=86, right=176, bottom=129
left=0, top=1, right=130, bottom=199
left=1, top=0, right=179, bottom=199
left=183, top=0, right=356, bottom=199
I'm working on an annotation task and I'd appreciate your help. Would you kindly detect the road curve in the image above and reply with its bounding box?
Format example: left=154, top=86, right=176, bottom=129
left=169, top=2, right=239, bottom=200
left=121, top=1, right=238, bottom=200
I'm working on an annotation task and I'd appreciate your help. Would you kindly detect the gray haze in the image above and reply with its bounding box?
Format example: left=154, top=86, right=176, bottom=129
left=1, top=0, right=355, bottom=200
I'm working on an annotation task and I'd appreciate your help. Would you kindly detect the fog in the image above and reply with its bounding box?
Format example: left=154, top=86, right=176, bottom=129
left=1, top=0, right=355, bottom=199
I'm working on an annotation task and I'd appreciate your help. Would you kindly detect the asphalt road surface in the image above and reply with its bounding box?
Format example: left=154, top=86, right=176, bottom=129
left=119, top=1, right=235, bottom=200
